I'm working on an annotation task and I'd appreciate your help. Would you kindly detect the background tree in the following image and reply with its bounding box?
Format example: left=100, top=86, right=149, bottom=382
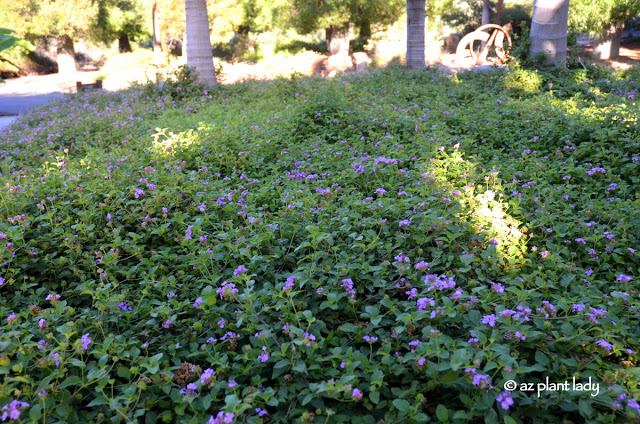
left=529, top=0, right=570, bottom=65
left=0, top=28, right=34, bottom=82
left=185, top=0, right=217, bottom=85
left=287, top=0, right=404, bottom=55
left=406, top=0, right=426, bottom=69
left=92, top=0, right=148, bottom=53
left=0, top=0, right=97, bottom=74
left=569, top=0, right=640, bottom=59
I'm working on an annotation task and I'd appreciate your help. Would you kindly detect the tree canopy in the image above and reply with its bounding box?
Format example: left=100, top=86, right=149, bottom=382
left=569, top=0, right=640, bottom=34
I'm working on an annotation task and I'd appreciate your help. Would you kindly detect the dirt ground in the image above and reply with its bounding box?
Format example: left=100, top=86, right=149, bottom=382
left=0, top=40, right=638, bottom=98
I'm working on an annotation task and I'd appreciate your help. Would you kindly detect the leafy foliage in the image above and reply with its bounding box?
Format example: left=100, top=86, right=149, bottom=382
left=569, top=0, right=640, bottom=34
left=0, top=28, right=34, bottom=81
left=0, top=65, right=639, bottom=423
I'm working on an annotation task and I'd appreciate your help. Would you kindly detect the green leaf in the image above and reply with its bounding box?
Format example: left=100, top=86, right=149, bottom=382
left=301, top=393, right=313, bottom=405
left=578, top=399, right=592, bottom=418
left=436, top=404, right=449, bottom=422
left=117, top=367, right=132, bottom=379
left=369, top=391, right=380, bottom=404
left=504, top=416, right=518, bottom=424
left=392, top=399, right=411, bottom=414
left=450, top=349, right=468, bottom=371
left=29, top=404, right=42, bottom=421
left=58, top=376, right=82, bottom=389
left=339, top=323, right=359, bottom=333
left=535, top=351, right=549, bottom=366
left=292, top=359, right=307, bottom=375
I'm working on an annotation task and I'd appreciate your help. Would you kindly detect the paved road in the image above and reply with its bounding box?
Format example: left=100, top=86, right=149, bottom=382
left=0, top=92, right=65, bottom=130
left=0, top=92, right=65, bottom=116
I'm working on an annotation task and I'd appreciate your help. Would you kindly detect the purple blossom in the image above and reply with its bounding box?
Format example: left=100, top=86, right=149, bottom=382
left=398, top=219, right=410, bottom=227
left=283, top=276, right=296, bottom=291
left=258, top=346, right=269, bottom=362
left=303, top=332, right=316, bottom=346
left=208, top=411, right=235, bottom=424
left=227, top=380, right=237, bottom=389
left=496, top=391, right=514, bottom=410
left=352, top=388, right=363, bottom=400
left=481, top=314, right=497, bottom=327
left=425, top=274, right=456, bottom=291
left=394, top=252, right=410, bottom=263
left=217, top=281, right=239, bottom=300
left=46, top=293, right=61, bottom=302
left=617, top=274, right=632, bottom=283
left=415, top=261, right=429, bottom=270
left=416, top=297, right=435, bottom=311
left=363, top=335, right=378, bottom=343
left=491, top=282, right=505, bottom=293
left=193, top=297, right=203, bottom=308
left=180, top=383, right=199, bottom=396
left=472, top=373, right=492, bottom=388
left=374, top=188, right=387, bottom=195
left=118, top=302, right=132, bottom=311
left=341, top=278, right=355, bottom=300
left=1, top=400, right=30, bottom=421
left=585, top=167, right=606, bottom=175
left=163, top=320, right=172, bottom=329
left=233, top=265, right=247, bottom=276
left=572, top=304, right=585, bottom=312
left=80, top=333, right=91, bottom=351
left=595, top=339, right=613, bottom=352
left=185, top=226, right=193, bottom=240
left=167, top=292, right=176, bottom=298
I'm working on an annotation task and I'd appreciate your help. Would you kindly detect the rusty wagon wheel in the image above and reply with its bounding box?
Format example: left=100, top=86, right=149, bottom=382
left=456, top=24, right=512, bottom=64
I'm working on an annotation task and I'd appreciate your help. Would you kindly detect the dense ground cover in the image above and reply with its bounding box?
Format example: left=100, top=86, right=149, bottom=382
left=0, top=64, right=639, bottom=423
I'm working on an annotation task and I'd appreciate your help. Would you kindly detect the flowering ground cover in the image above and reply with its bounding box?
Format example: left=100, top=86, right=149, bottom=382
left=0, top=65, right=639, bottom=423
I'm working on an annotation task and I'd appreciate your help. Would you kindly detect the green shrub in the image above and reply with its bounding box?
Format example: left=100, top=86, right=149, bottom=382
left=0, top=65, right=638, bottom=424
left=503, top=68, right=543, bottom=94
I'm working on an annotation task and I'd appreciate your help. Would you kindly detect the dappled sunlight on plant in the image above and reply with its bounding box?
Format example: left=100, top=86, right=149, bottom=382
left=468, top=189, right=527, bottom=266
left=150, top=127, right=201, bottom=159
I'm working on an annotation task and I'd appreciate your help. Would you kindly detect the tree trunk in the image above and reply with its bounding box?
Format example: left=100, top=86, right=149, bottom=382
left=529, top=0, right=569, bottom=65
left=119, top=33, right=133, bottom=53
left=593, top=24, right=623, bottom=60
left=153, top=0, right=162, bottom=56
left=482, top=0, right=491, bottom=25
left=328, top=24, right=350, bottom=56
left=153, top=0, right=163, bottom=82
left=56, top=35, right=76, bottom=75
left=185, top=0, right=217, bottom=86
left=496, top=0, right=504, bottom=25
left=325, top=26, right=334, bottom=51
left=406, top=0, right=426, bottom=69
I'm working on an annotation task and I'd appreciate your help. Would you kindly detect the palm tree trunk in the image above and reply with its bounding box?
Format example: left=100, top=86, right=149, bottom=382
left=185, top=0, right=217, bottom=86
left=153, top=0, right=163, bottom=82
left=406, top=0, right=425, bottom=69
left=593, top=24, right=623, bottom=59
left=529, top=0, right=570, bottom=65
